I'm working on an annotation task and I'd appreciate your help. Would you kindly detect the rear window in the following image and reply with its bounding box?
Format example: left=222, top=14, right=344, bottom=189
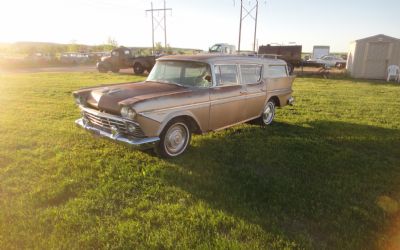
left=240, top=64, right=262, bottom=84
left=266, top=65, right=288, bottom=78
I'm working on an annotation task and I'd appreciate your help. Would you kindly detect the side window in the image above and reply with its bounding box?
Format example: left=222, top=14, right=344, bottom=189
left=214, top=65, right=238, bottom=86
left=184, top=65, right=212, bottom=88
left=124, top=50, right=130, bottom=55
left=240, top=64, right=262, bottom=84
left=266, top=65, right=288, bottom=78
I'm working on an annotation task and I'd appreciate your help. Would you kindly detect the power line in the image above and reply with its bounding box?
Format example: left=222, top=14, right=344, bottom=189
left=145, top=0, right=172, bottom=54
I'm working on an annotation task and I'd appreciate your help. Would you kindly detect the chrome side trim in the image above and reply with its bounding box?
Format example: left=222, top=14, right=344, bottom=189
left=245, top=92, right=266, bottom=98
left=267, top=88, right=292, bottom=94
left=75, top=118, right=159, bottom=149
left=140, top=101, right=211, bottom=115
left=140, top=91, right=267, bottom=115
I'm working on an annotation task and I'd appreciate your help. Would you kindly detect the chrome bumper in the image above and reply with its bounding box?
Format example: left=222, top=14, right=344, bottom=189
left=75, top=118, right=159, bottom=149
left=287, top=96, right=295, bottom=105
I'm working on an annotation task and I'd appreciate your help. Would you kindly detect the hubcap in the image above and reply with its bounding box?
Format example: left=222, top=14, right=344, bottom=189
left=263, top=102, right=275, bottom=125
left=164, top=123, right=188, bottom=156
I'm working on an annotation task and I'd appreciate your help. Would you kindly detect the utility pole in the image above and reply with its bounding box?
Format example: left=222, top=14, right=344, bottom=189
left=146, top=0, right=172, bottom=54
left=164, top=0, right=167, bottom=49
left=237, top=0, right=259, bottom=53
left=150, top=2, right=155, bottom=54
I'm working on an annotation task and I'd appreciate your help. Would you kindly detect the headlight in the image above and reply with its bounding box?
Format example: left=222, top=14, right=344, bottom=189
left=121, top=106, right=136, bottom=120
left=74, top=95, right=86, bottom=106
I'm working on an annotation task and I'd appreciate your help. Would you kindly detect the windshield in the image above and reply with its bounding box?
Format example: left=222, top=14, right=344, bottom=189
left=147, top=61, right=212, bottom=88
left=210, top=45, right=221, bottom=52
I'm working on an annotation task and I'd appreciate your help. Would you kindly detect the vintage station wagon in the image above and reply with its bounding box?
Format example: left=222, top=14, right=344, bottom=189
left=73, top=55, right=295, bottom=157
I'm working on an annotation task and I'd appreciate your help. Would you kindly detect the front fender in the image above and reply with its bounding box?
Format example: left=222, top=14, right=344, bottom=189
left=140, top=109, right=204, bottom=136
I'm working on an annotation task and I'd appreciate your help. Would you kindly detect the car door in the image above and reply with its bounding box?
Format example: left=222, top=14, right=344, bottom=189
left=120, top=49, right=132, bottom=67
left=239, top=64, right=266, bottom=119
left=209, top=64, right=246, bottom=130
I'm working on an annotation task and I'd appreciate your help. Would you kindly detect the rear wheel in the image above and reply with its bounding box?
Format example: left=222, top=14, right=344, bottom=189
left=156, top=119, right=191, bottom=158
left=287, top=63, right=294, bottom=75
left=111, top=67, right=120, bottom=73
left=133, top=63, right=144, bottom=74
left=336, top=62, right=345, bottom=69
left=260, top=99, right=276, bottom=126
left=97, top=63, right=109, bottom=73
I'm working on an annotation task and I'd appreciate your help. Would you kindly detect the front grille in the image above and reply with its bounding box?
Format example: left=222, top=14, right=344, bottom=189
left=83, top=111, right=145, bottom=138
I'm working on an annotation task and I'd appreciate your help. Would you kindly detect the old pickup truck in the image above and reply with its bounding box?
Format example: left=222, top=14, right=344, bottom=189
left=97, top=46, right=156, bottom=74
left=74, top=55, right=295, bottom=157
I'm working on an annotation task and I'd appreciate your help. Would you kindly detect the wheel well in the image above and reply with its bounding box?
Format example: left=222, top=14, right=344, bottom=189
left=168, top=115, right=201, bottom=134
left=269, top=96, right=280, bottom=107
left=134, top=62, right=143, bottom=67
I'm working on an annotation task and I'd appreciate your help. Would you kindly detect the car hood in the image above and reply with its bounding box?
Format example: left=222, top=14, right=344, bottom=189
left=101, top=56, right=111, bottom=62
left=77, top=81, right=191, bottom=114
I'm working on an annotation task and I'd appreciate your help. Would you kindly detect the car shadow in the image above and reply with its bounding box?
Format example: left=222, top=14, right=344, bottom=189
left=159, top=121, right=400, bottom=248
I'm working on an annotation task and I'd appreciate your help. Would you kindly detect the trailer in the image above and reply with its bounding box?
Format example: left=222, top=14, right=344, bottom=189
left=258, top=45, right=302, bottom=73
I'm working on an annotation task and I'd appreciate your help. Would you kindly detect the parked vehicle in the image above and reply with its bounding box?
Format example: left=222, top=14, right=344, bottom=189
left=258, top=45, right=302, bottom=74
left=73, top=55, right=295, bottom=157
left=307, top=55, right=347, bottom=68
left=312, top=46, right=330, bottom=60
left=96, top=46, right=156, bottom=74
left=60, top=52, right=89, bottom=64
left=26, top=52, right=55, bottom=63
left=209, top=43, right=236, bottom=54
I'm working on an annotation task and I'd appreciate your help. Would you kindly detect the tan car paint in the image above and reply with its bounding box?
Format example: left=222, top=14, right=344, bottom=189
left=74, top=55, right=294, bottom=140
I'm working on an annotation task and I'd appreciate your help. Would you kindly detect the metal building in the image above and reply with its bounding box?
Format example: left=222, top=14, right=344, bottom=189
left=346, top=34, right=400, bottom=79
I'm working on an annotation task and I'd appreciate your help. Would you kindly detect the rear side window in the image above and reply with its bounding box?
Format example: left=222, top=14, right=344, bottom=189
left=266, top=65, right=288, bottom=78
left=240, top=64, right=262, bottom=84
left=215, top=65, right=238, bottom=86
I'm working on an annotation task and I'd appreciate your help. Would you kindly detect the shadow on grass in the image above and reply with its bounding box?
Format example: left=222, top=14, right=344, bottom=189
left=163, top=121, right=400, bottom=248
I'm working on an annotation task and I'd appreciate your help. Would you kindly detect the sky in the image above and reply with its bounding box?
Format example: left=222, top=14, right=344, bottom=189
left=1, top=0, right=400, bottom=52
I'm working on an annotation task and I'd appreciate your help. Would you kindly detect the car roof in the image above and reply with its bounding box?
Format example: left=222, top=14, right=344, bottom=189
left=157, top=54, right=287, bottom=65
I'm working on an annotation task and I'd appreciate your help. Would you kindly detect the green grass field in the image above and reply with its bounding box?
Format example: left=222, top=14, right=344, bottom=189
left=0, top=72, right=399, bottom=249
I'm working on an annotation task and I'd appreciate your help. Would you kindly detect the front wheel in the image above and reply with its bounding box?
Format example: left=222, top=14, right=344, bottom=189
left=156, top=119, right=191, bottom=158
left=260, top=100, right=276, bottom=126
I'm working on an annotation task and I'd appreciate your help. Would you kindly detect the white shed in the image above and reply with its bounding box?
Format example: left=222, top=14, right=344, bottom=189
left=347, top=34, right=400, bottom=79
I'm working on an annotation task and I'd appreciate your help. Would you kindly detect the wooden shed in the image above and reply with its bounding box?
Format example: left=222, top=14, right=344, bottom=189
left=346, top=34, right=400, bottom=79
